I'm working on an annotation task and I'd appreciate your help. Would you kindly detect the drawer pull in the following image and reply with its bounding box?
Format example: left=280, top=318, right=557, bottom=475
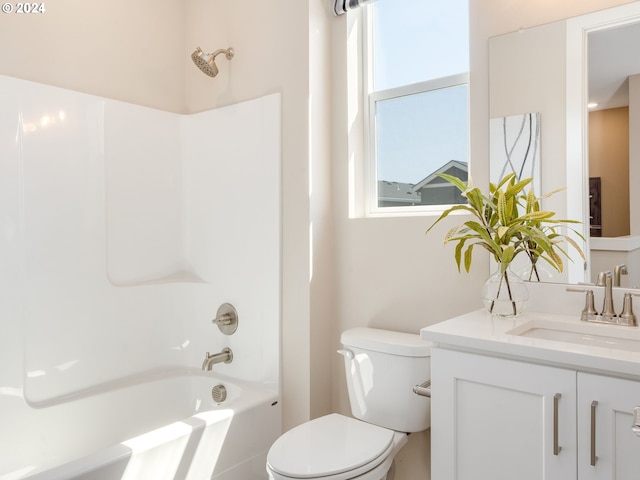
left=591, top=401, right=598, bottom=466
left=553, top=393, right=562, bottom=456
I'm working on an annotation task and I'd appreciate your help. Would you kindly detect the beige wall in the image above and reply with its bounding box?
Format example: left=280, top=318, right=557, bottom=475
left=589, top=107, right=630, bottom=237
left=0, top=0, right=186, bottom=112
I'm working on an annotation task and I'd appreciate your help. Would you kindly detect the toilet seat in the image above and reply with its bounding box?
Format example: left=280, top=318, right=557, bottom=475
left=266, top=413, right=395, bottom=480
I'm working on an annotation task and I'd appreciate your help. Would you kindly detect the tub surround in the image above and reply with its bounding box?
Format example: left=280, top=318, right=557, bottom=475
left=0, top=76, right=281, bottom=477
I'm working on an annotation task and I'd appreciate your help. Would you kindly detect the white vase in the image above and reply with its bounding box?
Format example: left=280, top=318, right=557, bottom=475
left=481, top=266, right=529, bottom=317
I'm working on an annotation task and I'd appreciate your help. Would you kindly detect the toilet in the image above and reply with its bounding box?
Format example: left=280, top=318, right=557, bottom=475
left=266, top=327, right=432, bottom=480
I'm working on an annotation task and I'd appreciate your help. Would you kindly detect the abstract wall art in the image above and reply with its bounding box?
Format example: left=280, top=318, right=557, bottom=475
left=490, top=112, right=541, bottom=194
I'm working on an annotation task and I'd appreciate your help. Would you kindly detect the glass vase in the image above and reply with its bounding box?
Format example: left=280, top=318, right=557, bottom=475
left=482, top=266, right=529, bottom=317
left=518, top=259, right=555, bottom=283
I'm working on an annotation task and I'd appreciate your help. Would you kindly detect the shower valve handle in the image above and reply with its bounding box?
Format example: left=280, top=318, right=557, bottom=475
left=212, top=303, right=238, bottom=335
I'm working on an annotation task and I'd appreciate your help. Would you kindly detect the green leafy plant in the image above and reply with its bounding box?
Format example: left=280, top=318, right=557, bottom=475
left=426, top=172, right=585, bottom=315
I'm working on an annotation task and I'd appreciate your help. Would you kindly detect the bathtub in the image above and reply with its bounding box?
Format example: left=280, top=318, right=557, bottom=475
left=2, top=372, right=280, bottom=480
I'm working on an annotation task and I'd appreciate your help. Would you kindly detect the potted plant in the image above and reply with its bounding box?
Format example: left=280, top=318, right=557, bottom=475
left=426, top=172, right=585, bottom=316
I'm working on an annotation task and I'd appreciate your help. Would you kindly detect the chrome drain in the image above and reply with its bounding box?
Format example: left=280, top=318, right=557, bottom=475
left=211, top=384, right=227, bottom=403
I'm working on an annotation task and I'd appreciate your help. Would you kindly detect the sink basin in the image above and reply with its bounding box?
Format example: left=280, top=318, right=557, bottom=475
left=508, top=320, right=640, bottom=352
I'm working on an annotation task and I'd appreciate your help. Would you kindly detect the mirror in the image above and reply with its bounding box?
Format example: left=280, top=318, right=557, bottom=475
left=489, top=2, right=640, bottom=286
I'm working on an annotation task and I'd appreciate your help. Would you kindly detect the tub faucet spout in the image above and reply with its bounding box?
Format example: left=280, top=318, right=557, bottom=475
left=202, top=348, right=233, bottom=371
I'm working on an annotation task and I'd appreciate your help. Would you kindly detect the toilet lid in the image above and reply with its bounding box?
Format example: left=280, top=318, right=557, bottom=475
left=267, top=413, right=394, bottom=479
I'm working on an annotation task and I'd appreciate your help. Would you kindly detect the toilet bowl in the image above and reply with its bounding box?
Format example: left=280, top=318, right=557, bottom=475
left=266, top=414, right=407, bottom=480
left=266, top=328, right=432, bottom=480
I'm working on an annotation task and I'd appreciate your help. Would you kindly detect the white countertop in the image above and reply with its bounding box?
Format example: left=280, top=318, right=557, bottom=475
left=421, top=309, right=640, bottom=379
left=590, top=235, right=640, bottom=252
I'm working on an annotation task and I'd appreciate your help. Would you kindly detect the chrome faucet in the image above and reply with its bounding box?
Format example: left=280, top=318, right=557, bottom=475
left=613, top=264, right=628, bottom=287
left=202, top=348, right=233, bottom=371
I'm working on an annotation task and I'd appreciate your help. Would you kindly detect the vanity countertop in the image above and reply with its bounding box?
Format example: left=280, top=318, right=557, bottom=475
left=421, top=309, right=640, bottom=379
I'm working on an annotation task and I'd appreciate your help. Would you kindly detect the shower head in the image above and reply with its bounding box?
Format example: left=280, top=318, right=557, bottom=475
left=191, top=46, right=234, bottom=78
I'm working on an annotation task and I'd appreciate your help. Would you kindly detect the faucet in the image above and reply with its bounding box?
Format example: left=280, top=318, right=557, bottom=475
left=600, top=272, right=617, bottom=321
left=202, top=348, right=233, bottom=371
left=613, top=264, right=628, bottom=287
left=568, top=272, right=638, bottom=326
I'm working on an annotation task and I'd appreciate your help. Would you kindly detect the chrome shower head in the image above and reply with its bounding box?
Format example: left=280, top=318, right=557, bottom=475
left=191, top=46, right=234, bottom=78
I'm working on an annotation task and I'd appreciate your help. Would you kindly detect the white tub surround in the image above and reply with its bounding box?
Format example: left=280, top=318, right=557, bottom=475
left=422, top=303, right=640, bottom=479
left=0, top=76, right=281, bottom=477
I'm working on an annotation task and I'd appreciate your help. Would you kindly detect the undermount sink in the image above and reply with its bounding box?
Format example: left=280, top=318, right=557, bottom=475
left=508, top=319, right=640, bottom=352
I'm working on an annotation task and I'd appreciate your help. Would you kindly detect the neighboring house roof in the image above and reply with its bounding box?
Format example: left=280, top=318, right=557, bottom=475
left=412, top=160, right=468, bottom=193
left=378, top=180, right=421, bottom=204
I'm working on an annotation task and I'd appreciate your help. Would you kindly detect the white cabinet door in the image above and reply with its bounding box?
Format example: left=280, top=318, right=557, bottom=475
left=431, top=347, right=577, bottom=480
left=578, top=373, right=640, bottom=480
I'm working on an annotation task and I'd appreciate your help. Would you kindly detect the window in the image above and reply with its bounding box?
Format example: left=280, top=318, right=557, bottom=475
left=364, top=0, right=469, bottom=214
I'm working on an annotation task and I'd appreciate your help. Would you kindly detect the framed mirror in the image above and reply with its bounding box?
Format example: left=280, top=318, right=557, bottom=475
left=489, top=1, right=640, bottom=286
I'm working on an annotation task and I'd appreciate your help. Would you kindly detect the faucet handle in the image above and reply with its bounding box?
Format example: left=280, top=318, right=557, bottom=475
left=582, top=290, right=598, bottom=321
left=619, top=292, right=640, bottom=326
left=212, top=303, right=239, bottom=335
left=566, top=288, right=600, bottom=322
left=619, top=293, right=637, bottom=326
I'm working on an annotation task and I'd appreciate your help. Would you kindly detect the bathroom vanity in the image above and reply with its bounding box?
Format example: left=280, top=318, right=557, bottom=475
left=421, top=309, right=640, bottom=480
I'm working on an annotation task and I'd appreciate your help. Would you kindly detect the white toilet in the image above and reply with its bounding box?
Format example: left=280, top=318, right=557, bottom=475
left=266, top=327, right=432, bottom=480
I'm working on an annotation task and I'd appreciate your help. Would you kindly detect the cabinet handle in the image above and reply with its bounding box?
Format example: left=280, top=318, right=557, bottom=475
left=591, top=401, right=598, bottom=466
left=553, top=393, right=562, bottom=455
left=633, top=406, right=640, bottom=437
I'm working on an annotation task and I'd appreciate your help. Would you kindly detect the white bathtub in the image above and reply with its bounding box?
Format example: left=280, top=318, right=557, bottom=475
left=2, top=372, right=280, bottom=480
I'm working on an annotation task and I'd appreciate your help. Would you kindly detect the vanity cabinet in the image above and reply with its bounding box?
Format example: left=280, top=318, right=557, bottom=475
left=431, top=347, right=640, bottom=480
left=578, top=373, right=640, bottom=480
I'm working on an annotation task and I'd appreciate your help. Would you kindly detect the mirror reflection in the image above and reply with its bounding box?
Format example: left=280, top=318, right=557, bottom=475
left=489, top=2, right=640, bottom=287
left=588, top=22, right=640, bottom=238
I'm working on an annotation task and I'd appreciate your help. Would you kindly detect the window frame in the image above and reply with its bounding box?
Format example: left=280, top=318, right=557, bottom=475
left=362, top=4, right=470, bottom=217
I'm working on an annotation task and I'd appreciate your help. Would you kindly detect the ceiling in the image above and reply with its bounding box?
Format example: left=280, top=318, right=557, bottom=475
left=588, top=21, right=640, bottom=111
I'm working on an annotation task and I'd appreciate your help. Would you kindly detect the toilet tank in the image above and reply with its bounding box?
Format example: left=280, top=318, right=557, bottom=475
left=339, top=327, right=431, bottom=433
